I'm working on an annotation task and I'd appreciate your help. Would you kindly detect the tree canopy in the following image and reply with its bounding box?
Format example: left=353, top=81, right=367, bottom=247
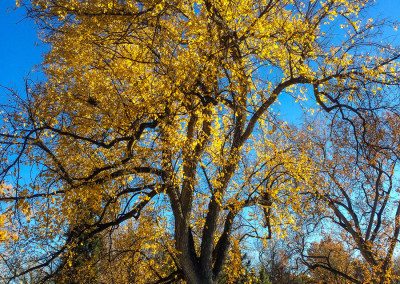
left=1, top=0, right=400, bottom=283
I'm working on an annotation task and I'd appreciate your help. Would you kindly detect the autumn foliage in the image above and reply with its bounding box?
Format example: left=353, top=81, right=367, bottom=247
left=1, top=0, right=400, bottom=283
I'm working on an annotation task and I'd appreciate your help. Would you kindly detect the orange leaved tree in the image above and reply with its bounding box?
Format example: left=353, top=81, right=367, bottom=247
left=298, top=112, right=400, bottom=284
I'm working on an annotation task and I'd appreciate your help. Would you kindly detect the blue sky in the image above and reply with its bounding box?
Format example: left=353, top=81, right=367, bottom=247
left=0, top=0, right=400, bottom=98
left=0, top=1, right=43, bottom=92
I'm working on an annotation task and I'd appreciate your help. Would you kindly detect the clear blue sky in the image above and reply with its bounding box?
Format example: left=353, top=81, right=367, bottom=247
left=0, top=1, right=43, bottom=92
left=0, top=0, right=399, bottom=94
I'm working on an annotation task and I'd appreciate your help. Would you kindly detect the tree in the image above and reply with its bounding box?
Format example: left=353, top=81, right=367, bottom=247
left=1, top=0, right=400, bottom=283
left=297, top=112, right=400, bottom=284
left=257, top=238, right=302, bottom=284
left=304, top=236, right=358, bottom=284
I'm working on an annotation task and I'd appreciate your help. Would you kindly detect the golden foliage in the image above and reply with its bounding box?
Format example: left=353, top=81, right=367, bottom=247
left=0, top=0, right=399, bottom=283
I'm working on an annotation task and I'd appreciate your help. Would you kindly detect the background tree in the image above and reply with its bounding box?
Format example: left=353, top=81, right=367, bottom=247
left=304, top=236, right=358, bottom=284
left=297, top=112, right=400, bottom=284
left=1, top=0, right=400, bottom=283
